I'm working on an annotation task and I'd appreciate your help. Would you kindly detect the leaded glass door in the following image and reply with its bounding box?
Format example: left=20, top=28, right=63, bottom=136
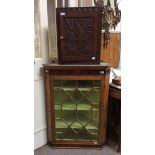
left=54, top=79, right=100, bottom=141
left=49, top=75, right=106, bottom=146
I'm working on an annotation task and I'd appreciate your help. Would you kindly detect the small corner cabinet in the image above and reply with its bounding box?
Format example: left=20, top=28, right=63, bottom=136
left=43, top=63, right=111, bottom=148
left=56, top=7, right=102, bottom=64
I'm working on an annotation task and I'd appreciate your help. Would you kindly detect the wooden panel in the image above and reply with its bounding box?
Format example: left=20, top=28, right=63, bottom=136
left=49, top=70, right=102, bottom=75
left=43, top=62, right=111, bottom=71
left=44, top=72, right=52, bottom=143
left=100, top=33, right=121, bottom=68
left=98, top=73, right=110, bottom=144
left=50, top=75, right=103, bottom=80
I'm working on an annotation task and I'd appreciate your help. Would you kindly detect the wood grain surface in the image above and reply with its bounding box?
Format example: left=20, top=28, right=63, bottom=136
left=101, top=33, right=121, bottom=68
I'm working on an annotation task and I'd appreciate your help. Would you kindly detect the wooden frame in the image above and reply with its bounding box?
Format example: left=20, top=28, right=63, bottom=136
left=44, top=63, right=110, bottom=148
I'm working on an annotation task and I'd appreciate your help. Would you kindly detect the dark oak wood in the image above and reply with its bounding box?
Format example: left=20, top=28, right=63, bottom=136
left=43, top=63, right=110, bottom=148
left=43, top=62, right=111, bottom=71
left=49, top=79, right=56, bottom=143
left=109, top=87, right=121, bottom=100
left=98, top=74, right=109, bottom=144
left=56, top=7, right=102, bottom=64
left=51, top=75, right=103, bottom=80
left=100, top=73, right=110, bottom=143
left=44, top=70, right=52, bottom=143
left=107, top=84, right=121, bottom=152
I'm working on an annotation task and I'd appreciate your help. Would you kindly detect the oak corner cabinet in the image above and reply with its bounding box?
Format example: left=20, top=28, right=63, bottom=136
left=43, top=63, right=111, bottom=148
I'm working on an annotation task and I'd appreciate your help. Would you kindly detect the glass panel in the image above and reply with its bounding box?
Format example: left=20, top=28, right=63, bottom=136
left=54, top=80, right=101, bottom=141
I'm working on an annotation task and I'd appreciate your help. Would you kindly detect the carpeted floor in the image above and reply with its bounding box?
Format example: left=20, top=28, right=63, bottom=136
left=34, top=144, right=121, bottom=155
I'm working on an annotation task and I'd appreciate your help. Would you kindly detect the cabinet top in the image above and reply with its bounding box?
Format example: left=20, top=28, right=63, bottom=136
left=43, top=62, right=111, bottom=71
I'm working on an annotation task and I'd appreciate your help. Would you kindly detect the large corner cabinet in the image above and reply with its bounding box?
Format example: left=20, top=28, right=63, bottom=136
left=43, top=63, right=110, bottom=148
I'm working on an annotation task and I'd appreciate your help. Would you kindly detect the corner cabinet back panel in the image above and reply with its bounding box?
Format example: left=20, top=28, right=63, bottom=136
left=56, top=7, right=102, bottom=64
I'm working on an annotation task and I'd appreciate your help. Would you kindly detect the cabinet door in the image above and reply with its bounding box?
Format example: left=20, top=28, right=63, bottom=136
left=56, top=7, right=101, bottom=64
left=49, top=75, right=108, bottom=146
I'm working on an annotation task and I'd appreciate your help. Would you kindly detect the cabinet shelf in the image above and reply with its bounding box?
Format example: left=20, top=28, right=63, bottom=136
left=55, top=119, right=99, bottom=141
left=55, top=104, right=99, bottom=111
left=56, top=129, right=98, bottom=141
left=60, top=88, right=92, bottom=91
left=55, top=119, right=98, bottom=130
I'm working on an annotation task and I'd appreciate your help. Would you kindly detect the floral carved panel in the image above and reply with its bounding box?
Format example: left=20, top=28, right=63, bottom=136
left=63, top=17, right=94, bottom=56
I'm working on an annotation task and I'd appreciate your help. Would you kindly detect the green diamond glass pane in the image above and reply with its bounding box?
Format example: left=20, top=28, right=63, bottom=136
left=77, top=98, right=91, bottom=110
left=63, top=128, right=76, bottom=140
left=63, top=98, right=76, bottom=110
left=70, top=121, right=83, bottom=133
left=77, top=111, right=91, bottom=126
left=54, top=88, right=68, bottom=105
left=77, top=128, right=92, bottom=141
left=54, top=80, right=101, bottom=141
left=71, top=89, right=83, bottom=102
left=62, top=110, right=76, bottom=125
left=85, top=88, right=100, bottom=104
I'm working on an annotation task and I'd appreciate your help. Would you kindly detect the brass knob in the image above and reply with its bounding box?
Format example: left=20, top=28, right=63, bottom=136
left=60, top=36, right=64, bottom=40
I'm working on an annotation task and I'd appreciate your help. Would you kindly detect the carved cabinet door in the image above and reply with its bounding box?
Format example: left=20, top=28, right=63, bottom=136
left=56, top=7, right=102, bottom=64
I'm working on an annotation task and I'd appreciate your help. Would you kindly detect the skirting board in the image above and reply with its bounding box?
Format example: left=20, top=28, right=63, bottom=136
left=34, top=128, right=47, bottom=150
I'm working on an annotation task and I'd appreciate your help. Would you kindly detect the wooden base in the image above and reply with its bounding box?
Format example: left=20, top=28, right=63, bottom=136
left=47, top=142, right=104, bottom=149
